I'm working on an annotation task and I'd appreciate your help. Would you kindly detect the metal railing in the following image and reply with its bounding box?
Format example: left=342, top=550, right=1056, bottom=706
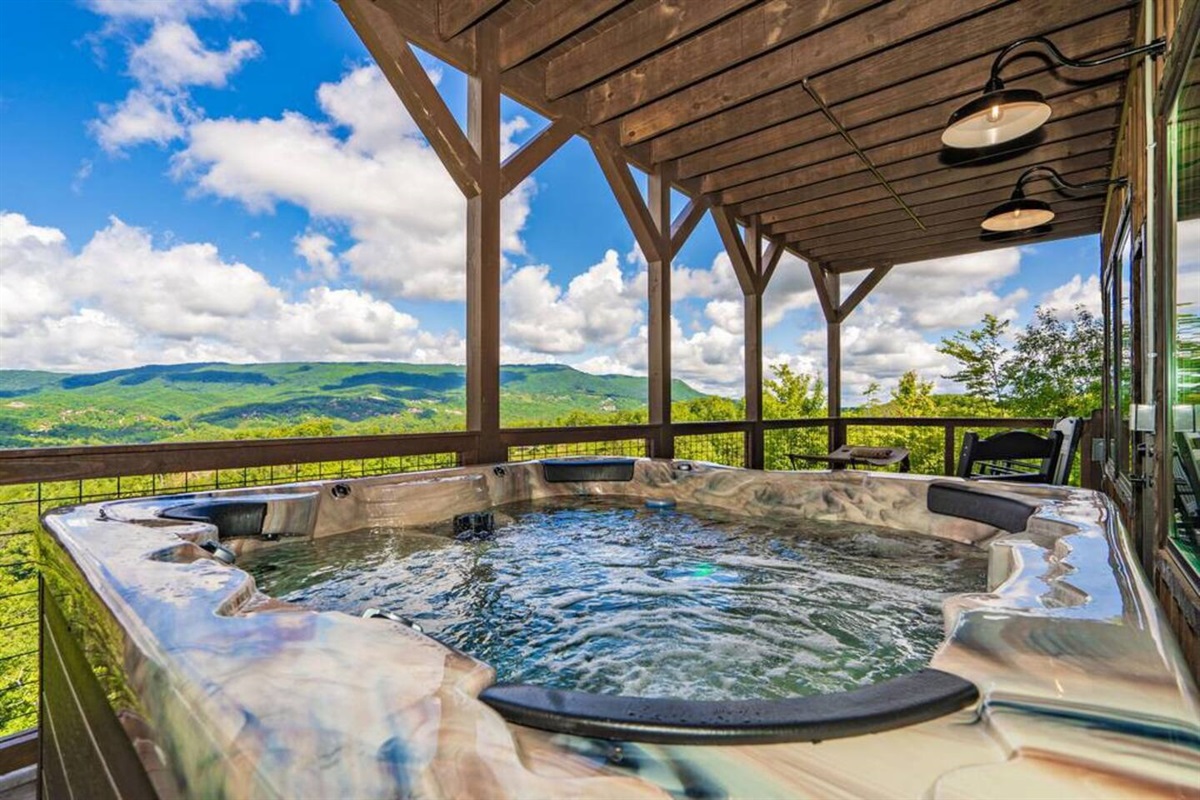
left=0, top=413, right=1073, bottom=748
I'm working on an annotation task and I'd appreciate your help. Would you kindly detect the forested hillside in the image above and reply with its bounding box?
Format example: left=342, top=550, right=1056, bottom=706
left=0, top=362, right=705, bottom=447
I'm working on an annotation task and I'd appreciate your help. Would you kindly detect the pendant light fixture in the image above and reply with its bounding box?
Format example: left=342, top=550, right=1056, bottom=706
left=943, top=35, right=1166, bottom=149
left=981, top=166, right=1126, bottom=232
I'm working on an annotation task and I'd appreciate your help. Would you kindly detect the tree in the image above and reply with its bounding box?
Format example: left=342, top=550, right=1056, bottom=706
left=936, top=313, right=1011, bottom=405
left=1005, top=304, right=1102, bottom=418
left=889, top=370, right=937, bottom=416
left=763, top=364, right=826, bottom=419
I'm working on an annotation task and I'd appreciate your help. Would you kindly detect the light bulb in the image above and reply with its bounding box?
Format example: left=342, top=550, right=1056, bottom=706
left=1013, top=207, right=1022, bottom=218
left=987, top=104, right=1002, bottom=123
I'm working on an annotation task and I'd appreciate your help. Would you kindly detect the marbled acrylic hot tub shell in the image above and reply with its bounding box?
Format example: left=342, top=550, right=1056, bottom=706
left=39, top=460, right=1200, bottom=799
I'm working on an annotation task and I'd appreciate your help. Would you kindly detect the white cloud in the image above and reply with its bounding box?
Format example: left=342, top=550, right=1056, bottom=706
left=834, top=302, right=957, bottom=398
left=1040, top=274, right=1102, bottom=319
left=84, top=0, right=295, bottom=21
left=880, top=248, right=1027, bottom=330
left=91, top=88, right=190, bottom=152
left=502, top=249, right=644, bottom=354
left=0, top=213, right=464, bottom=371
left=129, top=21, right=260, bottom=89
left=293, top=231, right=341, bottom=280
left=175, top=65, right=534, bottom=302
left=87, top=0, right=265, bottom=153
left=762, top=252, right=815, bottom=327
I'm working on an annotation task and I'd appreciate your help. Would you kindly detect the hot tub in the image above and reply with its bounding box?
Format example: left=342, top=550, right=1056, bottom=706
left=37, top=459, right=1200, bottom=798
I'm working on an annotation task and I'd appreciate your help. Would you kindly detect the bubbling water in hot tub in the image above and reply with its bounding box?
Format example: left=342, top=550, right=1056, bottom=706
left=241, top=497, right=987, bottom=701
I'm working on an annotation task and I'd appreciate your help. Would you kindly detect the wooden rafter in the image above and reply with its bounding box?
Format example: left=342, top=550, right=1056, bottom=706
left=704, top=82, right=1122, bottom=199
left=616, top=0, right=997, bottom=144
left=545, top=0, right=756, bottom=99
left=347, top=0, right=1135, bottom=277
left=499, top=0, right=625, bottom=71
left=771, top=155, right=1114, bottom=240
left=753, top=141, right=1116, bottom=224
left=587, top=0, right=878, bottom=127
left=731, top=108, right=1119, bottom=213
left=499, top=117, right=580, bottom=195
left=439, top=0, right=506, bottom=39
left=654, top=3, right=1131, bottom=165
left=832, top=219, right=1104, bottom=273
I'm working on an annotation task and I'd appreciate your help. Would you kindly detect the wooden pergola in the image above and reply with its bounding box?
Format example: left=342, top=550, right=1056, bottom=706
left=337, top=0, right=1136, bottom=465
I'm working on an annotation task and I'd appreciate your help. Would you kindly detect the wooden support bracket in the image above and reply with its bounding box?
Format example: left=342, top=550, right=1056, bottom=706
left=345, top=0, right=480, bottom=198
left=711, top=206, right=756, bottom=296
left=500, top=118, right=580, bottom=195
left=835, top=264, right=892, bottom=323
left=592, top=139, right=665, bottom=263
left=670, top=196, right=709, bottom=257
left=808, top=262, right=839, bottom=323
left=761, top=241, right=784, bottom=290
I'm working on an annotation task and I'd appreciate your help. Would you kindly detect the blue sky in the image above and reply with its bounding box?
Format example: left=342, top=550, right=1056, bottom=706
left=0, top=0, right=1102, bottom=400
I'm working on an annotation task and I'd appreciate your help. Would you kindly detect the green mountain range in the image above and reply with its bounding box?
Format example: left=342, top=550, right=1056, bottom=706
left=0, top=362, right=707, bottom=448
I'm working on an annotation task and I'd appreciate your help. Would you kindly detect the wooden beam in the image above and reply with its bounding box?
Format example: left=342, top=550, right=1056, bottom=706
left=649, top=4, right=1131, bottom=163
left=768, top=161, right=1114, bottom=233
left=753, top=146, right=1116, bottom=224
left=670, top=196, right=708, bottom=257
left=439, top=0, right=507, bottom=39
left=545, top=0, right=756, bottom=99
left=343, top=0, right=480, bottom=198
left=587, top=0, right=877, bottom=125
left=592, top=139, right=664, bottom=262
left=813, top=209, right=1103, bottom=264
left=647, top=161, right=673, bottom=459
left=703, top=83, right=1121, bottom=197
left=711, top=206, right=756, bottom=296
left=677, top=58, right=1124, bottom=183
left=499, top=117, right=580, bottom=195
left=466, top=22, right=504, bottom=463
left=499, top=0, right=624, bottom=71
left=835, top=265, right=891, bottom=322
left=798, top=194, right=1104, bottom=253
left=823, top=217, right=1104, bottom=272
left=727, top=111, right=1119, bottom=211
left=618, top=0, right=997, bottom=144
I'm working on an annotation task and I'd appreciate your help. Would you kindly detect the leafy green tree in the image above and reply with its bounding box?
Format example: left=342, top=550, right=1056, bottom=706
left=763, top=364, right=825, bottom=419
left=936, top=313, right=1011, bottom=405
left=1005, top=305, right=1102, bottom=418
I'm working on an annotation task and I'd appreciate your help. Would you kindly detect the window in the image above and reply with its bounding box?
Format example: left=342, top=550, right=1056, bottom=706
left=1167, top=36, right=1199, bottom=563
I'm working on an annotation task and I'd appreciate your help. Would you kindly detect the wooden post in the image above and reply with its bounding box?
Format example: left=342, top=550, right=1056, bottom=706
left=825, top=271, right=842, bottom=451
left=944, top=425, right=957, bottom=475
left=744, top=221, right=765, bottom=469
left=647, top=162, right=674, bottom=459
left=466, top=23, right=504, bottom=463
